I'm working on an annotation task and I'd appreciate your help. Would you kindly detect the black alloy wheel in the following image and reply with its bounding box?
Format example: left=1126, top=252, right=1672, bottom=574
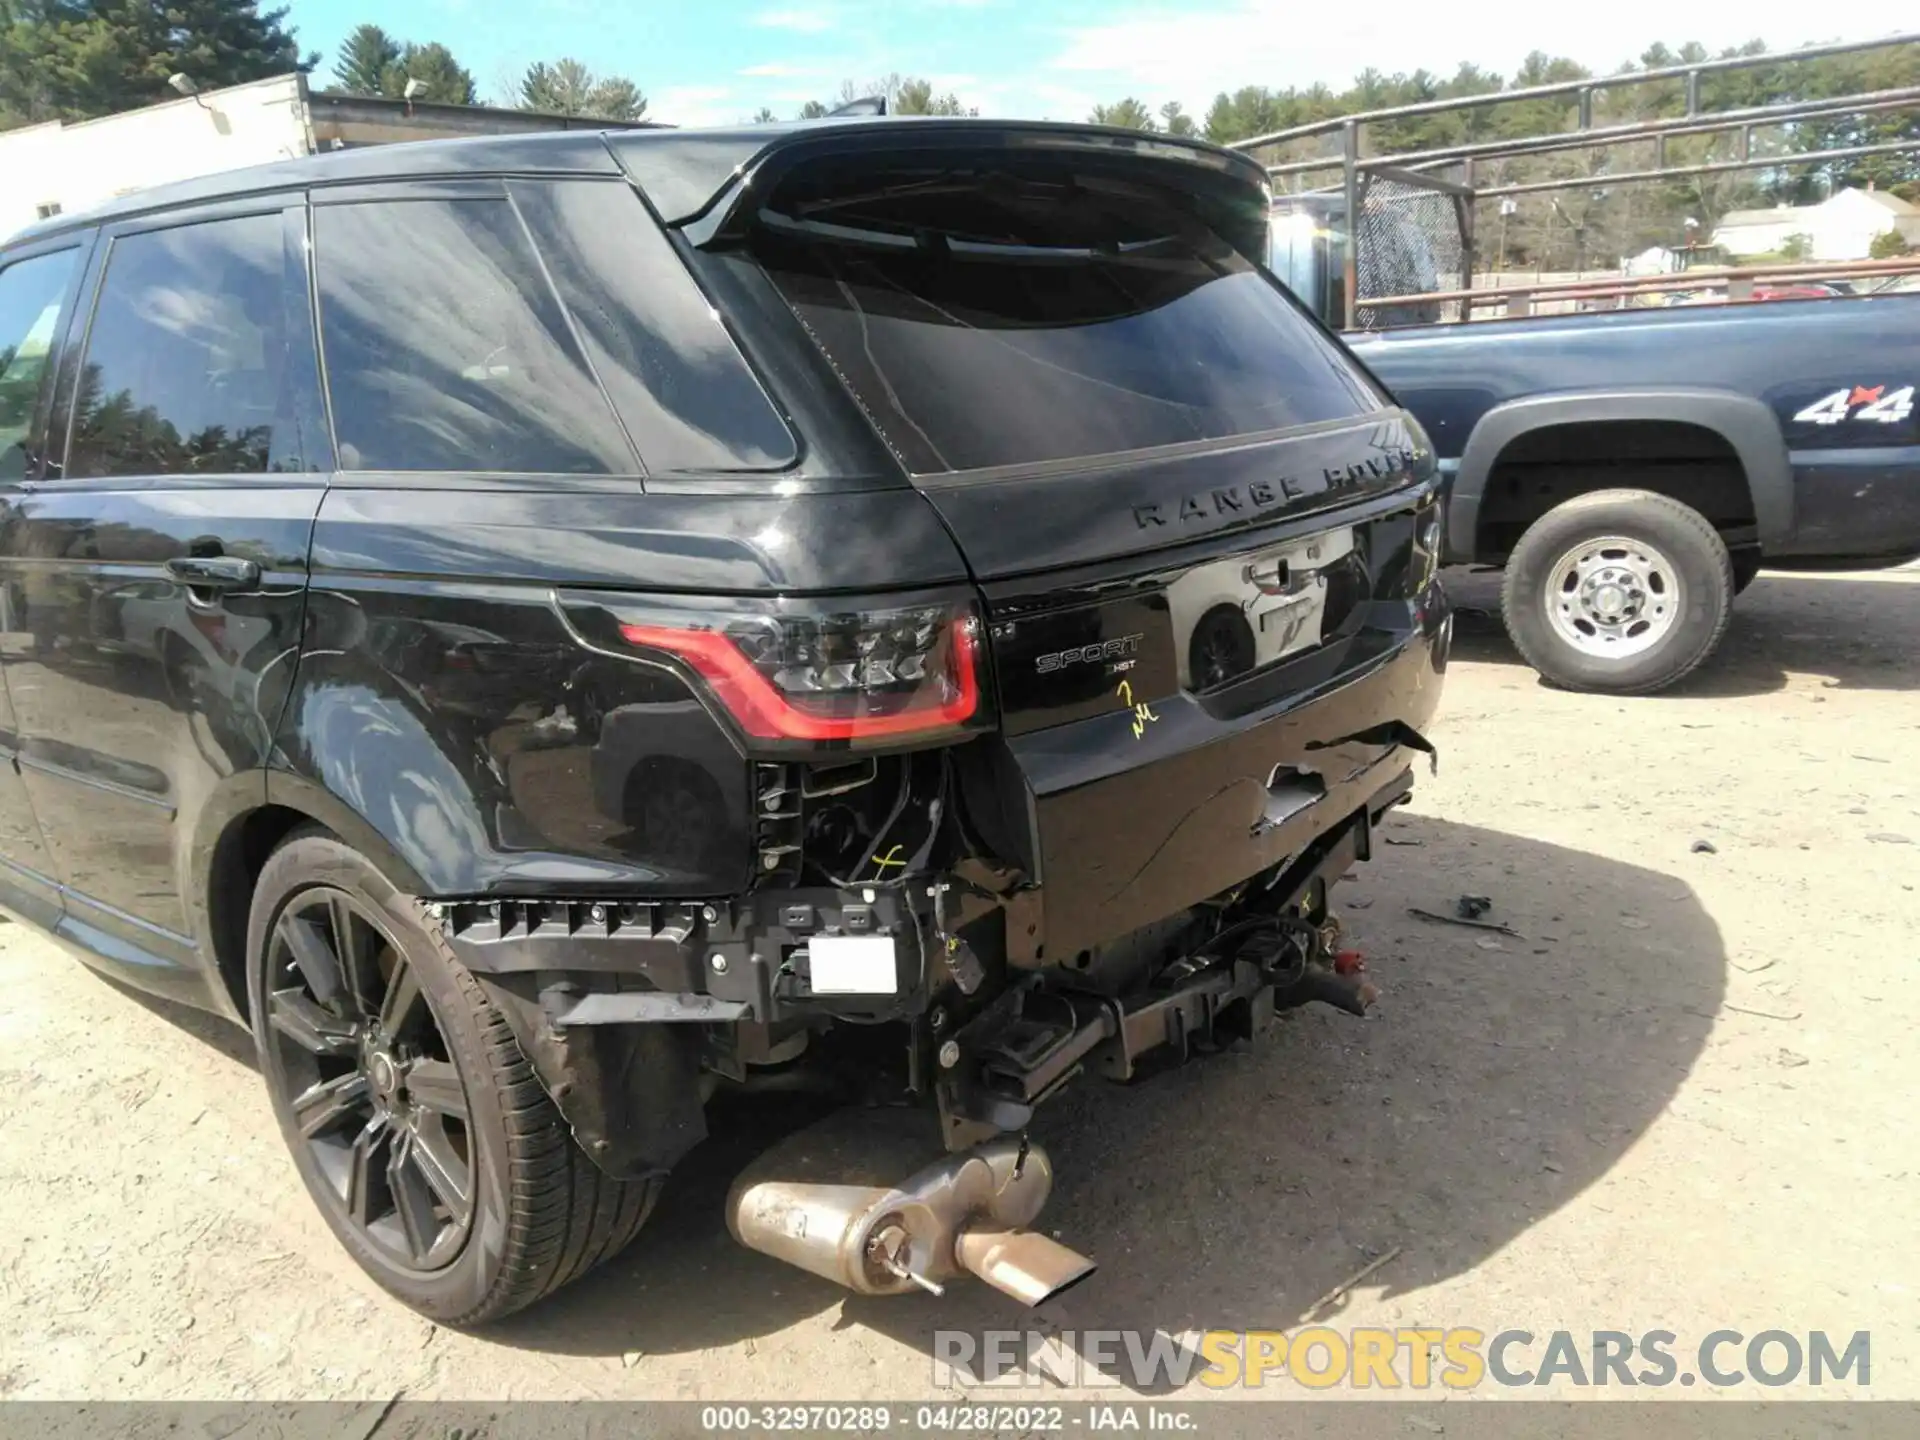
left=247, top=828, right=662, bottom=1324
left=259, top=887, right=475, bottom=1274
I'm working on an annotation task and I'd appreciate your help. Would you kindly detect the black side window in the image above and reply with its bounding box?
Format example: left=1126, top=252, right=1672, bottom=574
left=313, top=198, right=637, bottom=475
left=0, top=249, right=81, bottom=483
left=511, top=180, right=797, bottom=473
left=68, top=213, right=316, bottom=479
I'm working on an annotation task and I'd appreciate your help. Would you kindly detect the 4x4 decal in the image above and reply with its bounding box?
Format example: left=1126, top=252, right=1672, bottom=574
left=1792, top=384, right=1914, bottom=427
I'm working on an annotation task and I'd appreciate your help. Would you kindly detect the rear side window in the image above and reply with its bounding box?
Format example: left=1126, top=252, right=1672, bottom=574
left=0, top=249, right=79, bottom=482
left=68, top=213, right=319, bottom=479
left=512, top=180, right=796, bottom=473
left=750, top=167, right=1385, bottom=474
left=313, top=198, right=637, bottom=475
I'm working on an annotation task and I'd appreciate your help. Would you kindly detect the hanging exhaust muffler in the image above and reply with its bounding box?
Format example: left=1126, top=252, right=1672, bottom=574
left=725, top=1108, right=1096, bottom=1306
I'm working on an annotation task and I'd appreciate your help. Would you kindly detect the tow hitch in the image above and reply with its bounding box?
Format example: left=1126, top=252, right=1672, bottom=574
left=933, top=909, right=1374, bottom=1149
left=725, top=914, right=1370, bottom=1305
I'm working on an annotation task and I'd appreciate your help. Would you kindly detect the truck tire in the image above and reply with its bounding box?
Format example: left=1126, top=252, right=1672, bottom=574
left=1501, top=489, right=1733, bottom=695
left=246, top=828, right=658, bottom=1324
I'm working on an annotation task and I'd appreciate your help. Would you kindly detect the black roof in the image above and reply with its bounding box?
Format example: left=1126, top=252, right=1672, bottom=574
left=8, top=117, right=1270, bottom=246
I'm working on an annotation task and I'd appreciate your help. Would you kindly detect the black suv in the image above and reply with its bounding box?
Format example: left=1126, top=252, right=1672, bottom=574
left=0, top=120, right=1449, bottom=1323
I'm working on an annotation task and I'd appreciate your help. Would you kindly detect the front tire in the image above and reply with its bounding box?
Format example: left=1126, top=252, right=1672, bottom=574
left=1501, top=489, right=1733, bottom=695
left=246, top=829, right=657, bottom=1324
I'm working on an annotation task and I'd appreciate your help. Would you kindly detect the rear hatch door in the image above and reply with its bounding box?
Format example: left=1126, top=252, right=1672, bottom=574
left=700, top=129, right=1442, bottom=948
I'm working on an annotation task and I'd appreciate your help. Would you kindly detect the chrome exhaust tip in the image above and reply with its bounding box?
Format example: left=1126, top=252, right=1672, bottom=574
left=725, top=1108, right=1095, bottom=1304
left=955, top=1225, right=1098, bottom=1307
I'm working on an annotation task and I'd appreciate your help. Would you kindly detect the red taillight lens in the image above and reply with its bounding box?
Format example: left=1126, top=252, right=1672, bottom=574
left=618, top=602, right=983, bottom=745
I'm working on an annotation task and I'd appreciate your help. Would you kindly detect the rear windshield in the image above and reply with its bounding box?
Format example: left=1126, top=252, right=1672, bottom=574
left=749, top=166, right=1385, bottom=475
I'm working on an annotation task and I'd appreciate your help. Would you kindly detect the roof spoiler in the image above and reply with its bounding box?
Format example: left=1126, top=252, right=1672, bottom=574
left=603, top=120, right=1272, bottom=241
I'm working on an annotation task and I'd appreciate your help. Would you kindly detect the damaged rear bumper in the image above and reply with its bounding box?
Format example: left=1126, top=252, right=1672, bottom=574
left=990, top=587, right=1449, bottom=961
left=441, top=587, right=1450, bottom=1177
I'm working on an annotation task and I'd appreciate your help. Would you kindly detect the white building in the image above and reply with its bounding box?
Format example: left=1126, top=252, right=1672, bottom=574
left=2, top=75, right=314, bottom=241
left=2, top=74, right=651, bottom=242
left=1712, top=186, right=1920, bottom=262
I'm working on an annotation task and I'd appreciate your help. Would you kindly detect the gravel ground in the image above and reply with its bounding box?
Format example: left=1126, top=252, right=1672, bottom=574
left=1, top=565, right=1917, bottom=1404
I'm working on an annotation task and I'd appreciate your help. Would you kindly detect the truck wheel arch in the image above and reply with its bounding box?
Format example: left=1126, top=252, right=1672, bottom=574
left=1446, top=389, right=1793, bottom=564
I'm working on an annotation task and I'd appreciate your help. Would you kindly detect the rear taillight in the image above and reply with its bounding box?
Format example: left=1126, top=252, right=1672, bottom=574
left=616, top=600, right=985, bottom=748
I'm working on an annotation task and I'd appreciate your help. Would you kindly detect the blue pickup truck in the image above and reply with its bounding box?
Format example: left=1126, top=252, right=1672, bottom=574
left=1272, top=221, right=1920, bottom=692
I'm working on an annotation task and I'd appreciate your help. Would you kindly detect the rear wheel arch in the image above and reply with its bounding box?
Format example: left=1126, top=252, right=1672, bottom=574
left=198, top=777, right=430, bottom=1023
left=1448, top=391, right=1792, bottom=564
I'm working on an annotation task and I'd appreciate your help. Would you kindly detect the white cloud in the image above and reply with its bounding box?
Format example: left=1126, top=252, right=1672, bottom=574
left=1042, top=2, right=1893, bottom=113
left=756, top=7, right=837, bottom=32
left=651, top=85, right=740, bottom=126
left=740, top=61, right=820, bottom=77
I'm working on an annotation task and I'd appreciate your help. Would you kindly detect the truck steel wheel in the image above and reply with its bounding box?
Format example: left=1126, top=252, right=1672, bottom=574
left=1501, top=489, right=1733, bottom=695
left=246, top=829, right=658, bottom=1324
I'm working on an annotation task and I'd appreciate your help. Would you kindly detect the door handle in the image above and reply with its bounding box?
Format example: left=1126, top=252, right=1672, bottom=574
left=167, top=555, right=261, bottom=593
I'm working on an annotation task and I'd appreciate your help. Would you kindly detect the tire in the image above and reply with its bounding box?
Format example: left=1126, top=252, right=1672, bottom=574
left=246, top=827, right=658, bottom=1324
left=1730, top=548, right=1763, bottom=595
left=1500, top=489, right=1733, bottom=695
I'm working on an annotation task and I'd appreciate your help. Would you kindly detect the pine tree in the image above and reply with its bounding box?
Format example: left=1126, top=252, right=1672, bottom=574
left=383, top=42, right=476, bottom=106
left=330, top=23, right=398, bottom=96
left=518, top=58, right=646, bottom=121
left=585, top=75, right=645, bottom=121
left=1090, top=98, right=1156, bottom=131
left=0, top=0, right=315, bottom=125
left=124, top=0, right=315, bottom=97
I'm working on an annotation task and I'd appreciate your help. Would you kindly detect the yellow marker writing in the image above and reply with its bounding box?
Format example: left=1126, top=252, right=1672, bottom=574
left=1118, top=678, right=1158, bottom=739
left=869, top=844, right=905, bottom=875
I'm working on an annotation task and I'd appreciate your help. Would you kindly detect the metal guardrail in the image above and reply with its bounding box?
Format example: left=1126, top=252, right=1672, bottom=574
left=1355, top=256, right=1920, bottom=316
left=1229, top=32, right=1920, bottom=156
left=1231, top=33, right=1920, bottom=328
left=1263, top=89, right=1920, bottom=184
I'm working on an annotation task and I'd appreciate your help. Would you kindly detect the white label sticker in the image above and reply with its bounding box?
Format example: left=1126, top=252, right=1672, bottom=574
left=808, top=934, right=899, bottom=995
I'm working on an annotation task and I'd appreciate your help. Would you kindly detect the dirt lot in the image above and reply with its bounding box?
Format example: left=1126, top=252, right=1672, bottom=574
left=2, top=566, right=1917, bottom=1404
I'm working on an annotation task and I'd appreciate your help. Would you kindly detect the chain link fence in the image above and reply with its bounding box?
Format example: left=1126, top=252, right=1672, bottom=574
left=1352, top=172, right=1471, bottom=329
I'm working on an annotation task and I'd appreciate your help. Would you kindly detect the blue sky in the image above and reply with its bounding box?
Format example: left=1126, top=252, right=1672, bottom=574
left=287, top=1, right=1904, bottom=126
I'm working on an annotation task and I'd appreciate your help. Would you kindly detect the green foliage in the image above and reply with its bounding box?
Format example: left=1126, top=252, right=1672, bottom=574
left=1778, top=232, right=1814, bottom=261
left=1159, top=100, right=1196, bottom=137
left=817, top=73, right=975, bottom=117
left=1869, top=229, right=1913, bottom=259
left=329, top=23, right=397, bottom=95
left=327, top=27, right=474, bottom=106
left=752, top=106, right=778, bottom=124
left=518, top=58, right=647, bottom=121
left=392, top=44, right=475, bottom=106
left=1, top=0, right=316, bottom=127
left=71, top=363, right=270, bottom=473
left=1090, top=97, right=1155, bottom=130
left=1086, top=96, right=1199, bottom=135
left=890, top=75, right=973, bottom=116
left=1189, top=37, right=1918, bottom=273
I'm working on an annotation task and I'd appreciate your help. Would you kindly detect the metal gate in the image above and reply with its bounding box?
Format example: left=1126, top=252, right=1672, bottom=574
left=1347, top=166, right=1475, bottom=330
